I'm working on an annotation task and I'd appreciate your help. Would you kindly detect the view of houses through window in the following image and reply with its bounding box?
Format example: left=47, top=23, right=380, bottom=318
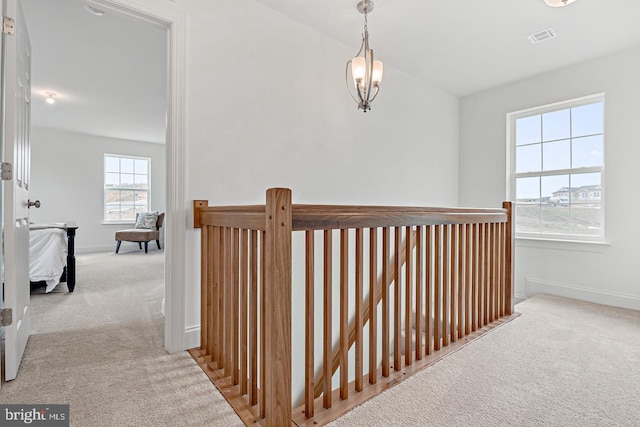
left=510, top=95, right=604, bottom=239
left=104, top=154, right=151, bottom=222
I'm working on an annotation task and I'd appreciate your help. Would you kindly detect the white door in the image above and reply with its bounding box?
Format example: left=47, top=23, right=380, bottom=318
left=1, top=0, right=31, bottom=381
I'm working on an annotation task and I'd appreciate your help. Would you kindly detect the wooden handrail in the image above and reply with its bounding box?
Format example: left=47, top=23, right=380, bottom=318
left=312, top=230, right=417, bottom=399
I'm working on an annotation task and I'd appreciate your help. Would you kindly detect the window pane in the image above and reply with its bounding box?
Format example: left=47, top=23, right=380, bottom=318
left=516, top=204, right=540, bottom=233
left=121, top=158, right=134, bottom=174
left=516, top=144, right=542, bottom=173
left=542, top=109, right=570, bottom=142
left=105, top=172, right=119, bottom=187
left=571, top=172, right=601, bottom=189
left=105, top=156, right=120, bottom=173
left=542, top=174, right=569, bottom=204
left=572, top=102, right=603, bottom=137
left=516, top=176, right=540, bottom=201
left=516, top=115, right=541, bottom=146
left=120, top=173, right=135, bottom=187
left=541, top=205, right=570, bottom=234
left=134, top=174, right=148, bottom=189
left=571, top=204, right=601, bottom=235
left=572, top=135, right=603, bottom=168
left=543, top=140, right=570, bottom=171
left=134, top=159, right=148, bottom=174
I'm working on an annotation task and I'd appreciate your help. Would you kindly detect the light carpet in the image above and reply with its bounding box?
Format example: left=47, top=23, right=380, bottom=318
left=328, top=294, right=640, bottom=427
left=0, top=250, right=242, bottom=427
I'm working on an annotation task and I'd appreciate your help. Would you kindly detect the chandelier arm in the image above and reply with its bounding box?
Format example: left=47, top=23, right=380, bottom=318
left=366, top=47, right=374, bottom=106
left=345, top=61, right=361, bottom=105
left=369, top=85, right=380, bottom=103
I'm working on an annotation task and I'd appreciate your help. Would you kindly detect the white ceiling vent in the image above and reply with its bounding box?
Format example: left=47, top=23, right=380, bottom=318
left=527, top=28, right=557, bottom=44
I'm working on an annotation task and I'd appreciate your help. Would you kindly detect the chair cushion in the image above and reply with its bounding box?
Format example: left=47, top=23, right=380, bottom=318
left=115, top=229, right=159, bottom=242
left=135, top=211, right=158, bottom=229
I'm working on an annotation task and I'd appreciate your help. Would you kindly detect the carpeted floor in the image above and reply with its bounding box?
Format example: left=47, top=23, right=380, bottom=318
left=328, top=294, right=640, bottom=427
left=0, top=250, right=242, bottom=427
left=2, top=251, right=639, bottom=426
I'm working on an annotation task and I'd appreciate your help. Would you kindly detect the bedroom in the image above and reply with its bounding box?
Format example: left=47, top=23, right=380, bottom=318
left=2, top=0, right=640, bottom=425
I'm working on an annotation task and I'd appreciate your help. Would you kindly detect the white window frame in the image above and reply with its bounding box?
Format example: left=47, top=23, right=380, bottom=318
left=506, top=93, right=605, bottom=242
left=104, top=154, right=151, bottom=223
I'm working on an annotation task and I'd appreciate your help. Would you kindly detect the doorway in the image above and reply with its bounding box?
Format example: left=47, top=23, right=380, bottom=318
left=20, top=0, right=185, bottom=354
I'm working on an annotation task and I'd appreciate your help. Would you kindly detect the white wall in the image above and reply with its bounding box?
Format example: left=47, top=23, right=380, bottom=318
left=29, top=128, right=166, bottom=252
left=460, top=46, right=640, bottom=310
left=179, top=0, right=460, bottom=330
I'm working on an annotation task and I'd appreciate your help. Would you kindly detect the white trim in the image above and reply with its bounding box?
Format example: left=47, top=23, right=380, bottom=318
left=184, top=325, right=201, bottom=350
left=524, top=278, right=640, bottom=311
left=516, top=236, right=609, bottom=253
left=99, top=0, right=186, bottom=353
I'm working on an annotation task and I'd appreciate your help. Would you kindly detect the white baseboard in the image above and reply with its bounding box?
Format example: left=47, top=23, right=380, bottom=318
left=184, top=325, right=200, bottom=350
left=525, top=278, right=640, bottom=311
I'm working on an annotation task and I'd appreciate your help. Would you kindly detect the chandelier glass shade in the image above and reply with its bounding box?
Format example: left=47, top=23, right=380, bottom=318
left=346, top=0, right=383, bottom=112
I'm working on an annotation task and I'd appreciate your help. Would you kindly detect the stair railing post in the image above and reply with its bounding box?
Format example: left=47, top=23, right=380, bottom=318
left=264, top=188, right=293, bottom=426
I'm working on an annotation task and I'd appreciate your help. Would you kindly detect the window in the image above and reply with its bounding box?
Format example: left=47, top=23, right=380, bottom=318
left=104, top=154, right=150, bottom=222
left=508, top=94, right=604, bottom=240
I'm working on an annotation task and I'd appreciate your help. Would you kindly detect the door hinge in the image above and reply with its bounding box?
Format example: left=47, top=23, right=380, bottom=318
left=2, top=16, right=15, bottom=36
left=0, top=308, right=12, bottom=327
left=1, top=162, right=13, bottom=180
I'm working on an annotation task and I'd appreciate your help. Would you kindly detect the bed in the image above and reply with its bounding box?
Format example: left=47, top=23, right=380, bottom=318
left=29, top=223, right=78, bottom=292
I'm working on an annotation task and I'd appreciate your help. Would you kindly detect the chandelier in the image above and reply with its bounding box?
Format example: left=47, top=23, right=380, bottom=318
left=346, top=0, right=383, bottom=112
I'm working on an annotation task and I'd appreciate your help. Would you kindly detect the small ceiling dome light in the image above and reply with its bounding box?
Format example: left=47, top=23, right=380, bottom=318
left=84, top=5, right=105, bottom=16
left=45, top=92, right=56, bottom=104
left=346, top=0, right=383, bottom=112
left=544, top=0, right=577, bottom=7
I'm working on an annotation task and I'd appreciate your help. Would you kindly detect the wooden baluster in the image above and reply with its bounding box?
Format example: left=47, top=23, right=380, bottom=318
left=209, top=226, right=218, bottom=364
left=478, top=223, right=485, bottom=328
left=323, top=230, right=332, bottom=408
left=340, top=229, right=349, bottom=400
left=415, top=226, right=423, bottom=360
left=201, top=225, right=209, bottom=353
left=394, top=227, right=401, bottom=371
left=225, top=227, right=233, bottom=377
left=472, top=223, right=479, bottom=332
left=443, top=225, right=450, bottom=348
left=305, top=230, right=315, bottom=417
left=457, top=223, right=464, bottom=340
left=491, top=223, right=497, bottom=322
left=233, top=228, right=240, bottom=385
left=484, top=223, right=490, bottom=326
left=250, top=230, right=258, bottom=406
left=240, top=229, right=248, bottom=395
left=405, top=226, right=413, bottom=366
left=498, top=222, right=505, bottom=318
left=434, top=225, right=441, bottom=351
left=369, top=228, right=378, bottom=385
left=425, top=225, right=433, bottom=355
left=218, top=227, right=226, bottom=369
left=355, top=228, right=364, bottom=392
left=464, top=224, right=471, bottom=336
left=450, top=224, right=458, bottom=343
left=260, top=230, right=266, bottom=418
left=382, top=227, right=390, bottom=377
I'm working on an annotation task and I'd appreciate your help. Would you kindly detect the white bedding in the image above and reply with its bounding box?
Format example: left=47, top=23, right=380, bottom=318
left=29, top=227, right=68, bottom=292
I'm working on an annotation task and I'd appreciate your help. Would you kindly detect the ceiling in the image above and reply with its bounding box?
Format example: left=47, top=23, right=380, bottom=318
left=21, top=0, right=167, bottom=144
left=18, top=0, right=640, bottom=143
left=256, top=0, right=640, bottom=96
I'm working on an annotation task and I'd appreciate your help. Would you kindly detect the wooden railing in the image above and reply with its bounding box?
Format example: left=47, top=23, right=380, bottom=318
left=190, top=188, right=516, bottom=426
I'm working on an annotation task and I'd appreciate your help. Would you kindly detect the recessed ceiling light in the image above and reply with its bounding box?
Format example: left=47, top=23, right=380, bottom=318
left=84, top=5, right=105, bottom=16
